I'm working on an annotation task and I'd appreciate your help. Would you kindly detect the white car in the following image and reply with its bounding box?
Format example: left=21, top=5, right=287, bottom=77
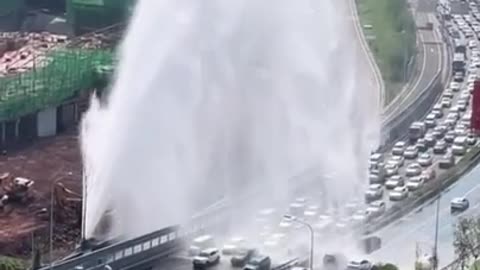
left=417, top=153, right=433, bottom=167
left=404, top=145, right=419, bottom=159
left=384, top=163, right=398, bottom=177
left=406, top=163, right=422, bottom=177
left=366, top=201, right=386, bottom=218
left=389, top=186, right=408, bottom=201
left=452, top=144, right=466, bottom=155
left=441, top=98, right=452, bottom=108
left=389, top=155, right=405, bottom=167
left=451, top=197, right=469, bottom=212
left=425, top=114, right=437, bottom=128
left=442, top=90, right=454, bottom=99
left=193, top=248, right=221, bottom=267
left=347, top=260, right=373, bottom=270
left=450, top=81, right=461, bottom=91
left=365, top=184, right=384, bottom=202
left=392, top=141, right=407, bottom=156
left=406, top=176, right=424, bottom=191
left=385, top=175, right=405, bottom=190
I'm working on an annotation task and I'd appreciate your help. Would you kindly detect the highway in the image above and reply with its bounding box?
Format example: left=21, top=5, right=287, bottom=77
left=383, top=0, right=444, bottom=122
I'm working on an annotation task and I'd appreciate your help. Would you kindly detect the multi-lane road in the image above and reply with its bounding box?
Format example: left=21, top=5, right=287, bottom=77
left=370, top=159, right=480, bottom=269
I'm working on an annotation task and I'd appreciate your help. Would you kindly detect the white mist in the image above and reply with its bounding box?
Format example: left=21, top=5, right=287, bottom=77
left=81, top=0, right=380, bottom=240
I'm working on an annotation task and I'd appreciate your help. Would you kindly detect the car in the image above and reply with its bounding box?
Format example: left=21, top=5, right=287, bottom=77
left=467, top=134, right=477, bottom=146
left=243, top=256, right=271, bottom=270
left=404, top=145, right=419, bottom=159
left=432, top=125, right=447, bottom=139
left=445, top=130, right=457, bottom=143
left=346, top=260, right=373, bottom=270
left=450, top=81, right=461, bottom=91
left=454, top=126, right=468, bottom=136
left=433, top=140, right=448, bottom=154
left=454, top=72, right=464, bottom=82
left=384, top=163, right=398, bottom=177
left=439, top=152, right=455, bottom=169
left=389, top=155, right=405, bottom=167
left=432, top=107, right=444, bottom=119
left=389, top=186, right=408, bottom=201
left=364, top=184, right=384, bottom=202
left=369, top=153, right=384, bottom=169
left=222, top=237, right=247, bottom=255
left=416, top=138, right=428, bottom=152
left=193, top=248, right=221, bottom=268
left=385, top=175, right=405, bottom=190
left=366, top=201, right=386, bottom=218
left=425, top=114, right=437, bottom=128
left=189, top=235, right=216, bottom=256
left=406, top=176, right=425, bottom=191
left=406, top=163, right=422, bottom=176
left=442, top=90, right=454, bottom=99
left=457, top=100, right=468, bottom=112
left=392, top=141, right=407, bottom=156
left=323, top=254, right=348, bottom=269
left=452, top=144, right=466, bottom=155
left=425, top=134, right=436, bottom=148
left=420, top=169, right=436, bottom=182
left=418, top=153, right=433, bottom=167
left=231, top=249, right=257, bottom=267
left=441, top=98, right=452, bottom=108
left=451, top=197, right=470, bottom=212
left=368, top=172, right=385, bottom=184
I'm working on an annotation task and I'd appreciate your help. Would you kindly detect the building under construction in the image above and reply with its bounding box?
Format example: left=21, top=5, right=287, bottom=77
left=0, top=25, right=122, bottom=148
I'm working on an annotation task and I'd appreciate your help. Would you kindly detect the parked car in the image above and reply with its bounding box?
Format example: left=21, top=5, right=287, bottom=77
left=384, top=163, right=398, bottom=177
left=416, top=138, right=428, bottom=152
left=366, top=201, right=386, bottom=218
left=389, top=155, right=405, bottom=167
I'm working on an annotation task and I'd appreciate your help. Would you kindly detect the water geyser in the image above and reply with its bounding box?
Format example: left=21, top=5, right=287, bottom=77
left=81, top=0, right=381, bottom=240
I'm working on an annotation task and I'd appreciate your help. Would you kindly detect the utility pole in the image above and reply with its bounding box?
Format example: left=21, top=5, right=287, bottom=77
left=433, top=194, right=441, bottom=270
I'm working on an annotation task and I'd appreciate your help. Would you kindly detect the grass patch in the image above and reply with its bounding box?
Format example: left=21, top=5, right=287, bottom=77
left=356, top=0, right=416, bottom=104
left=0, top=256, right=26, bottom=270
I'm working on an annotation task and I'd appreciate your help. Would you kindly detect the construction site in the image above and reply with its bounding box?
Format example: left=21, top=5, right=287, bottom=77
left=0, top=0, right=132, bottom=261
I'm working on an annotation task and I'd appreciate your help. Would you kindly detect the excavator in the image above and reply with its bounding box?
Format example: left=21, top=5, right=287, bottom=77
left=0, top=173, right=35, bottom=208
left=52, top=182, right=82, bottom=225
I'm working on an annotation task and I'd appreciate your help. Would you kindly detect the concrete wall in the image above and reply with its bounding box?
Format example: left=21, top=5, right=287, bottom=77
left=37, top=107, right=57, bottom=137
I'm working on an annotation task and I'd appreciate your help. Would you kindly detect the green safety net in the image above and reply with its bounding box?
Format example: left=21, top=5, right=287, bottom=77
left=0, top=49, right=114, bottom=121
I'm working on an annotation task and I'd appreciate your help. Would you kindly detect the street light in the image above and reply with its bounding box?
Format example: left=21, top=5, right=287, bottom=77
left=283, top=214, right=314, bottom=270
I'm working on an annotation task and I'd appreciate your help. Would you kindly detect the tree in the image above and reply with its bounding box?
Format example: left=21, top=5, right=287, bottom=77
left=375, top=263, right=399, bottom=270
left=454, top=217, right=480, bottom=270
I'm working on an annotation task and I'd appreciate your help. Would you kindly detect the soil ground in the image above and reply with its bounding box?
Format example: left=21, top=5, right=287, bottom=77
left=0, top=129, right=82, bottom=257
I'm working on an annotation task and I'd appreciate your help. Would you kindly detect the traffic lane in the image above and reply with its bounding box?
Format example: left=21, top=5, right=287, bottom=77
left=369, top=159, right=480, bottom=268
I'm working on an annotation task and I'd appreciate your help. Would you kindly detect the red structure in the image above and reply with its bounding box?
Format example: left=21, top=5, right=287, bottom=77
left=471, top=80, right=480, bottom=134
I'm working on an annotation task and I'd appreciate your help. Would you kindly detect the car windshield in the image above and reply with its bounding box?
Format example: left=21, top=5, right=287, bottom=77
left=199, top=251, right=210, bottom=257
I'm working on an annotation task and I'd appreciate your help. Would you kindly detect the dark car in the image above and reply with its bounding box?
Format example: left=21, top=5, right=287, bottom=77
left=231, top=249, right=257, bottom=267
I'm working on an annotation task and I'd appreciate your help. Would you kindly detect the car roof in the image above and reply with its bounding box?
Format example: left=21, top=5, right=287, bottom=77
left=202, top=247, right=218, bottom=252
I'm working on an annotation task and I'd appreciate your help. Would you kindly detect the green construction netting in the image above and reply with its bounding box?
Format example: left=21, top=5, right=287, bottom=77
left=0, top=49, right=114, bottom=121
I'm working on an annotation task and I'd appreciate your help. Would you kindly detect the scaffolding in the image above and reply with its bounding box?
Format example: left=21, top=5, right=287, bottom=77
left=0, top=49, right=113, bottom=121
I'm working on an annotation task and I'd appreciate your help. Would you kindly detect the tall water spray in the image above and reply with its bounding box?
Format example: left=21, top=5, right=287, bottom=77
left=81, top=0, right=381, bottom=239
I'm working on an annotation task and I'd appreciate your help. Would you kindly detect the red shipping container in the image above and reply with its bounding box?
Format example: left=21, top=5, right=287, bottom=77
left=471, top=80, right=480, bottom=134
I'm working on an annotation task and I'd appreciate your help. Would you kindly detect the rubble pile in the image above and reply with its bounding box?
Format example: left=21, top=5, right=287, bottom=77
left=0, top=32, right=68, bottom=77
